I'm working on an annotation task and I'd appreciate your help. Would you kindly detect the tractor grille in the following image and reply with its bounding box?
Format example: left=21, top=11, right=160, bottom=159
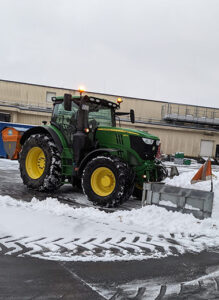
left=115, top=133, right=123, bottom=145
left=130, top=136, right=158, bottom=160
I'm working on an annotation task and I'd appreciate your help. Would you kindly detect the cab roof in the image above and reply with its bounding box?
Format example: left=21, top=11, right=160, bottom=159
left=52, top=95, right=120, bottom=109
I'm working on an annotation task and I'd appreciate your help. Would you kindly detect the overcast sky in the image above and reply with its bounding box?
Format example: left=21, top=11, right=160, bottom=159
left=0, top=0, right=219, bottom=107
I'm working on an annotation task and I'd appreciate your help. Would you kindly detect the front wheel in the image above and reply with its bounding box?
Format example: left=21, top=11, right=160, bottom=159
left=82, top=156, right=133, bottom=207
left=19, top=134, right=62, bottom=191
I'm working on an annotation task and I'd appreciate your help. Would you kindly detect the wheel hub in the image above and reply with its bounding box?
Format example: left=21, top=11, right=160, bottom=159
left=37, top=156, right=45, bottom=169
left=101, top=175, right=111, bottom=187
left=25, top=147, right=46, bottom=179
left=91, top=167, right=116, bottom=197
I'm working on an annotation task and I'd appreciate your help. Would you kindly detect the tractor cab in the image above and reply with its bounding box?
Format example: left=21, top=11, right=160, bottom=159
left=51, top=94, right=119, bottom=138
left=51, top=94, right=135, bottom=166
left=51, top=94, right=119, bottom=129
left=51, top=94, right=135, bottom=169
left=51, top=94, right=134, bottom=132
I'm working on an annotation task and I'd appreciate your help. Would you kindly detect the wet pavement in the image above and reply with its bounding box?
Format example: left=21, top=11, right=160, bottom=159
left=0, top=167, right=82, bottom=203
left=0, top=255, right=103, bottom=300
left=1, top=251, right=219, bottom=299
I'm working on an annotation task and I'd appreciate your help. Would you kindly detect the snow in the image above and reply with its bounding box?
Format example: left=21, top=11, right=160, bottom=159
left=1, top=158, right=219, bottom=261
left=0, top=158, right=19, bottom=171
left=164, top=169, right=219, bottom=218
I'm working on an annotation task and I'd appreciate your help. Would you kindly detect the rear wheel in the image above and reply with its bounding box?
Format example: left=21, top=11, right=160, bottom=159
left=82, top=156, right=134, bottom=207
left=19, top=134, right=62, bottom=191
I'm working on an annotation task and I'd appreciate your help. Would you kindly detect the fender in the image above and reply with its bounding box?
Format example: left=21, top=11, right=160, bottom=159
left=78, top=148, right=119, bottom=177
left=20, top=126, right=63, bottom=153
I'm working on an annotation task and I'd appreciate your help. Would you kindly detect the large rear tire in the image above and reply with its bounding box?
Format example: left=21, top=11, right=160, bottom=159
left=19, top=134, right=62, bottom=191
left=82, top=156, right=134, bottom=207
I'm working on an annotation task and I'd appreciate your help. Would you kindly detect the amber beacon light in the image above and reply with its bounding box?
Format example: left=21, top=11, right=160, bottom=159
left=117, top=97, right=123, bottom=104
left=79, top=86, right=85, bottom=95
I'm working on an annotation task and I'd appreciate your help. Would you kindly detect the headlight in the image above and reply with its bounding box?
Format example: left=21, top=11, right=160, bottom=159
left=156, top=140, right=160, bottom=146
left=142, top=138, right=154, bottom=145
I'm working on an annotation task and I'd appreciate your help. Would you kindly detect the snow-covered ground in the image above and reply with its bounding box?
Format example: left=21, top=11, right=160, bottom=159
left=1, top=159, right=219, bottom=262
left=0, top=158, right=19, bottom=171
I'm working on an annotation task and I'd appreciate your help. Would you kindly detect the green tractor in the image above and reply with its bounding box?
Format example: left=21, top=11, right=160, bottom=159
left=19, top=93, right=167, bottom=207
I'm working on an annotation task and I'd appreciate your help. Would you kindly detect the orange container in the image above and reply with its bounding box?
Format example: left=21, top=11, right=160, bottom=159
left=2, top=127, right=24, bottom=159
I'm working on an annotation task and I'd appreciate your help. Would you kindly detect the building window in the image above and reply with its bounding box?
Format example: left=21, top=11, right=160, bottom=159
left=46, top=92, right=56, bottom=102
left=0, top=112, right=10, bottom=122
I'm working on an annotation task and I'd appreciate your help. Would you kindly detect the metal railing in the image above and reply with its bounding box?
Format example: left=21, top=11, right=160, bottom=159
left=118, top=115, right=219, bottom=131
left=161, top=103, right=219, bottom=126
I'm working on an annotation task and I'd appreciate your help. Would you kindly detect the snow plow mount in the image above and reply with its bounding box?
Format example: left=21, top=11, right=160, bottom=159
left=142, top=182, right=214, bottom=219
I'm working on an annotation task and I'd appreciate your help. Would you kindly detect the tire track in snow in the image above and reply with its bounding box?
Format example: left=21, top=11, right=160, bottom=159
left=98, top=272, right=219, bottom=299
left=0, top=233, right=186, bottom=261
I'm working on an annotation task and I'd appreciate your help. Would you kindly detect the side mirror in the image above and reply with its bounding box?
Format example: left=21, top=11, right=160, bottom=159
left=130, top=109, right=135, bottom=123
left=64, top=93, right=72, bottom=111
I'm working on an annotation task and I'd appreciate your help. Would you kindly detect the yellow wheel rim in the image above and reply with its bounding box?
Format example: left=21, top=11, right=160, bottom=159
left=25, top=147, right=46, bottom=179
left=91, top=167, right=116, bottom=197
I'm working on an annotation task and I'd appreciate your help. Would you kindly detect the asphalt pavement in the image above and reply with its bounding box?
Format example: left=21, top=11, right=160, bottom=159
left=1, top=251, right=219, bottom=299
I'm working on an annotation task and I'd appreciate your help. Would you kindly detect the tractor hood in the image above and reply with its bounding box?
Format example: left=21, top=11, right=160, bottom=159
left=96, top=126, right=160, bottom=162
left=97, top=126, right=159, bottom=140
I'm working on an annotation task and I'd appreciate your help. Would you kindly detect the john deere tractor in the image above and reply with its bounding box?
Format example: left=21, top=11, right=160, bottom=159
left=19, top=93, right=167, bottom=207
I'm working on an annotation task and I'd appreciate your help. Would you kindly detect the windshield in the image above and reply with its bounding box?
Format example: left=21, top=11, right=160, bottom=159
left=88, top=107, right=114, bottom=127
left=51, top=101, right=115, bottom=133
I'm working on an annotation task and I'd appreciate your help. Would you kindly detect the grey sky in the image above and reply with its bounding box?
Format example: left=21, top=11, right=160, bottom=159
left=0, top=0, right=219, bottom=107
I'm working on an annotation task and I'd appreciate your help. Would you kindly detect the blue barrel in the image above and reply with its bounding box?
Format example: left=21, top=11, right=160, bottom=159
left=0, top=121, right=34, bottom=158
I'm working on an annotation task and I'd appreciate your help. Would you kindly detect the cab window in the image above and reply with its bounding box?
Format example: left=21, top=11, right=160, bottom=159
left=52, top=101, right=78, bottom=127
left=88, top=107, right=113, bottom=127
